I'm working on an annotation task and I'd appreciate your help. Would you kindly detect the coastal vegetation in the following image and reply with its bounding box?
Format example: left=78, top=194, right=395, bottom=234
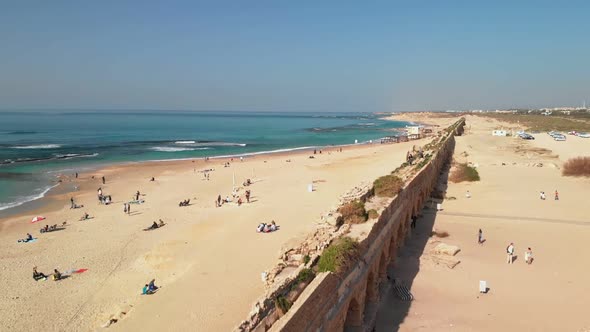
left=450, top=163, right=480, bottom=182
left=481, top=113, right=590, bottom=132
left=373, top=174, right=405, bottom=197
left=562, top=157, right=590, bottom=177
left=317, top=237, right=360, bottom=273
left=275, top=295, right=292, bottom=314
left=338, top=200, right=368, bottom=224
left=367, top=209, right=379, bottom=219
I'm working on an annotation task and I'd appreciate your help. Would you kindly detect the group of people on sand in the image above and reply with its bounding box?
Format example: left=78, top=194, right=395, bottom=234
left=144, top=219, right=165, bottom=231
left=70, top=197, right=83, bottom=209
left=539, top=190, right=559, bottom=201
left=215, top=194, right=231, bottom=207
left=33, top=266, right=63, bottom=281
left=40, top=224, right=63, bottom=233
left=178, top=199, right=191, bottom=207
left=506, top=242, right=534, bottom=265
left=256, top=221, right=279, bottom=233
left=478, top=229, right=534, bottom=265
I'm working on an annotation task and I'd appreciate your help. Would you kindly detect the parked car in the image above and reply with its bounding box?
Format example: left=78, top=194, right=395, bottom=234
left=578, top=133, right=590, bottom=138
left=554, top=135, right=566, bottom=141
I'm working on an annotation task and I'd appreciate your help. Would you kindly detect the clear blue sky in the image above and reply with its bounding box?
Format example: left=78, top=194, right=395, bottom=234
left=1, top=1, right=589, bottom=111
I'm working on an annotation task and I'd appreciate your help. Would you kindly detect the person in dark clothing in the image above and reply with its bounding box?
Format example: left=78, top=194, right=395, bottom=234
left=411, top=215, right=418, bottom=229
left=33, top=267, right=47, bottom=280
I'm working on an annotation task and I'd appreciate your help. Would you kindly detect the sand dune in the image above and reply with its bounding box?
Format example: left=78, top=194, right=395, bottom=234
left=376, top=115, right=590, bottom=331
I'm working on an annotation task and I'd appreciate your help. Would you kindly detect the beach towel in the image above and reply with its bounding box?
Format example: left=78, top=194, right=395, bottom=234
left=65, top=268, right=88, bottom=275
left=18, top=238, right=37, bottom=243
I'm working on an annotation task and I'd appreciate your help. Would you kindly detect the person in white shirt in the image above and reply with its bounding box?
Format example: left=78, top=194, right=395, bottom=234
left=524, top=247, right=533, bottom=264
left=506, top=243, right=515, bottom=264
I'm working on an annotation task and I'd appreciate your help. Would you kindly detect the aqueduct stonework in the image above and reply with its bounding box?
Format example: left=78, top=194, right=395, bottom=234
left=265, top=119, right=464, bottom=332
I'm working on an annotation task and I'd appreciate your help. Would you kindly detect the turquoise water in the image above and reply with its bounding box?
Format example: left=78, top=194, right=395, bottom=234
left=0, top=110, right=408, bottom=212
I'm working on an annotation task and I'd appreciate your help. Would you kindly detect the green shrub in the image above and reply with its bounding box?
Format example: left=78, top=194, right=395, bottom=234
left=367, top=209, right=379, bottom=219
left=450, top=163, right=480, bottom=182
left=338, top=200, right=368, bottom=224
left=275, top=295, right=292, bottom=314
left=303, top=255, right=311, bottom=265
left=296, top=268, right=315, bottom=284
left=317, top=237, right=360, bottom=274
left=374, top=174, right=404, bottom=197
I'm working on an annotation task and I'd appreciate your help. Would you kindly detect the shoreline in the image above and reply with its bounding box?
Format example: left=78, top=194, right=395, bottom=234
left=0, top=131, right=400, bottom=220
left=0, top=125, right=430, bottom=331
left=0, top=140, right=389, bottom=226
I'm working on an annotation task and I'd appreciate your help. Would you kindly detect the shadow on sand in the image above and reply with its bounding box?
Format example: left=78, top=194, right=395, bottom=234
left=375, top=162, right=451, bottom=331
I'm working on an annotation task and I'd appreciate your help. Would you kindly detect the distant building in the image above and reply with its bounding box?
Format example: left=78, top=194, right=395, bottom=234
left=406, top=126, right=422, bottom=135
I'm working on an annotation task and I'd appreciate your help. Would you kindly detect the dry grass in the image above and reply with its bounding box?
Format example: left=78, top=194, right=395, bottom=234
left=317, top=237, right=360, bottom=274
left=338, top=200, right=368, bottom=224
left=450, top=163, right=480, bottom=182
left=479, top=113, right=590, bottom=132
left=562, top=157, right=590, bottom=177
left=367, top=209, right=379, bottom=219
left=373, top=174, right=404, bottom=197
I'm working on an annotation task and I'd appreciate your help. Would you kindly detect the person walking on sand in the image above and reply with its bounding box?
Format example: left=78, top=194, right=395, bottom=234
left=466, top=190, right=471, bottom=199
left=123, top=203, right=128, bottom=214
left=525, top=247, right=533, bottom=264
left=539, top=191, right=546, bottom=200
left=554, top=190, right=559, bottom=200
left=102, top=176, right=106, bottom=184
left=127, top=203, right=131, bottom=215
left=478, top=229, right=483, bottom=245
left=410, top=215, right=417, bottom=229
left=506, top=243, right=515, bottom=264
left=70, top=197, right=75, bottom=209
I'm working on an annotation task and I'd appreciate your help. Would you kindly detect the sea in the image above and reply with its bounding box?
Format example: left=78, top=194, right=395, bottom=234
left=0, top=110, right=409, bottom=215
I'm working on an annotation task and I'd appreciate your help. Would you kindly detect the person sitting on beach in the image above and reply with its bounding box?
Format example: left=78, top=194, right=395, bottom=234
left=52, top=269, right=62, bottom=281
left=33, top=267, right=47, bottom=281
left=269, top=220, right=278, bottom=232
left=237, top=197, right=243, bottom=206
left=158, top=219, right=165, bottom=227
left=18, top=233, right=34, bottom=243
left=224, top=196, right=231, bottom=203
left=150, top=177, right=155, bottom=182
left=142, top=279, right=159, bottom=295
left=43, top=225, right=49, bottom=233
left=257, top=223, right=266, bottom=233
left=79, top=212, right=90, bottom=221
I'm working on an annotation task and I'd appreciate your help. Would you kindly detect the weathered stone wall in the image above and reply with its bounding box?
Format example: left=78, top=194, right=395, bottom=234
left=268, top=119, right=463, bottom=332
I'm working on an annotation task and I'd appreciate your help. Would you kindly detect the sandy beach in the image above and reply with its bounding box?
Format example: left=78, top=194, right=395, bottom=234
left=376, top=114, right=590, bottom=331
left=0, top=138, right=426, bottom=331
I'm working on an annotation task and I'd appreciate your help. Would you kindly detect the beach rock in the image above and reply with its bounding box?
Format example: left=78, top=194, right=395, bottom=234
left=432, top=243, right=461, bottom=256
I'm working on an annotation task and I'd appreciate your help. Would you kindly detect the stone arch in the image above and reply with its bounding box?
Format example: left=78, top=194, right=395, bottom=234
left=388, top=233, right=397, bottom=264
left=365, top=269, right=378, bottom=303
left=343, top=296, right=363, bottom=330
left=378, top=249, right=388, bottom=279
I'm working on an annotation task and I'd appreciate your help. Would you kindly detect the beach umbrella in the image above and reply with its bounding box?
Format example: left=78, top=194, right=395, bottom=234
left=31, top=216, right=46, bottom=223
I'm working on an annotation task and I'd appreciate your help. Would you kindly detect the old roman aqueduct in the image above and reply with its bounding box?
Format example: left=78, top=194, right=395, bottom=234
left=238, top=118, right=465, bottom=332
